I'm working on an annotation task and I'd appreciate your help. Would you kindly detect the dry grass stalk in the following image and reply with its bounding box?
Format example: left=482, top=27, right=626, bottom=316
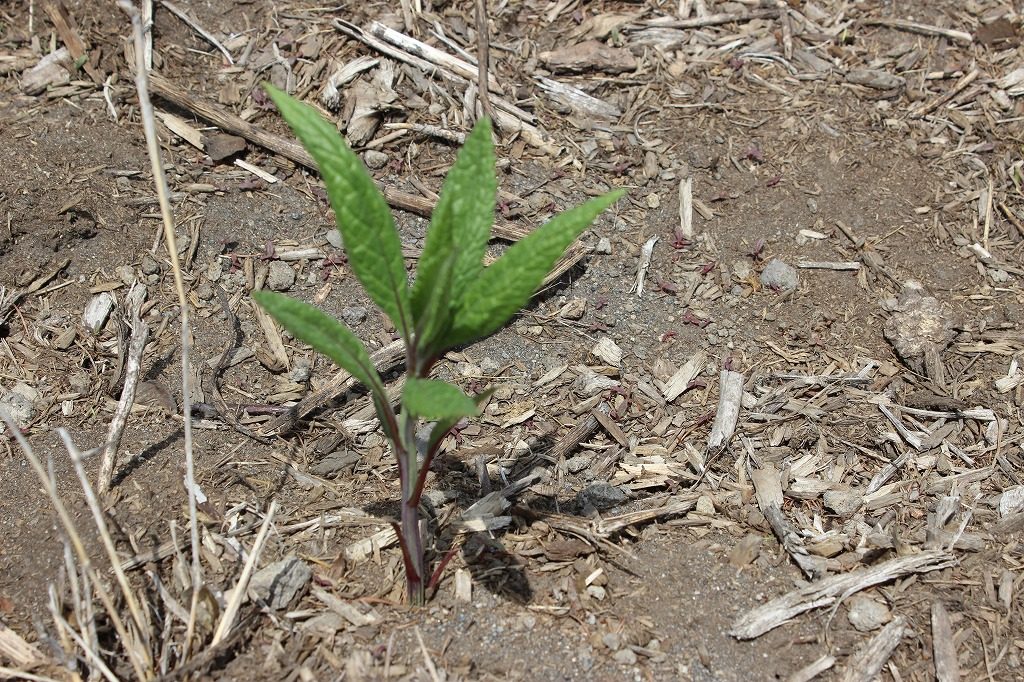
left=474, top=0, right=492, bottom=120
left=861, top=18, right=972, bottom=44
left=636, top=7, right=779, bottom=29
left=786, top=655, right=836, bottom=682
left=47, top=583, right=118, bottom=682
left=211, top=500, right=278, bottom=646
left=0, top=667, right=67, bottom=682
left=61, top=431, right=153, bottom=648
left=158, top=0, right=233, bottom=64
left=0, top=622, right=46, bottom=671
left=365, top=20, right=503, bottom=94
left=0, top=408, right=152, bottom=680
left=119, top=0, right=203, bottom=661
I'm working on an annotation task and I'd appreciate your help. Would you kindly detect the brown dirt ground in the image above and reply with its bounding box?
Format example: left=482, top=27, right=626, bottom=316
left=2, top=0, right=1024, bottom=680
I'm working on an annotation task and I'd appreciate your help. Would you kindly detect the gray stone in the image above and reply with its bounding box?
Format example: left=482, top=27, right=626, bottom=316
left=0, top=383, right=39, bottom=432
left=595, top=237, right=613, bottom=254
left=267, top=261, right=295, bottom=291
left=760, top=258, right=798, bottom=291
left=577, top=646, right=595, bottom=672
left=579, top=482, right=626, bottom=510
left=116, top=265, right=136, bottom=285
left=883, top=281, right=956, bottom=377
left=601, top=632, right=622, bottom=650
left=310, top=450, right=360, bottom=476
left=613, top=648, right=638, bottom=665
left=823, top=489, right=862, bottom=517
left=325, top=229, right=343, bottom=249
left=249, top=556, right=311, bottom=610
left=847, top=594, right=891, bottom=632
left=479, top=356, right=501, bottom=374
left=423, top=489, right=457, bottom=508
left=205, top=133, right=247, bottom=162
left=566, top=454, right=593, bottom=474
left=141, top=254, right=161, bottom=275
left=206, top=259, right=223, bottom=282
left=288, top=358, right=312, bottom=382
left=341, top=306, right=367, bottom=326
left=363, top=150, right=388, bottom=169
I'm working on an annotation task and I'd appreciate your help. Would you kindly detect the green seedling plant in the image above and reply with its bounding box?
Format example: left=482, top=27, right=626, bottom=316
left=253, top=84, right=623, bottom=605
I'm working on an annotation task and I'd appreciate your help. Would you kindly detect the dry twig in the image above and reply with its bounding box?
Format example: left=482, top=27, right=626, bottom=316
left=119, top=0, right=203, bottom=660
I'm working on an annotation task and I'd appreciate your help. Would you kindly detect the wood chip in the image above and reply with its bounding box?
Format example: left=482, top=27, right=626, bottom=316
left=931, top=601, right=960, bottom=682
left=839, top=617, right=909, bottom=682
left=731, top=551, right=955, bottom=639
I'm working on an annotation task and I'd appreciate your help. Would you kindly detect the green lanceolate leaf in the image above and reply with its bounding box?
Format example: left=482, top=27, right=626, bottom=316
left=410, top=118, right=496, bottom=321
left=403, top=378, right=480, bottom=422
left=252, top=290, right=384, bottom=397
left=425, top=387, right=494, bottom=457
left=264, top=84, right=413, bottom=340
left=448, top=189, right=625, bottom=347
left=412, top=249, right=456, bottom=364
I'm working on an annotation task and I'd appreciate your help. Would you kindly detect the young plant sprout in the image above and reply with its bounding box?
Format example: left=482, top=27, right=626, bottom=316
left=253, top=85, right=624, bottom=604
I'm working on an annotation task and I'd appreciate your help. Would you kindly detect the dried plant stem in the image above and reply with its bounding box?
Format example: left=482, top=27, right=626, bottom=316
left=48, top=585, right=120, bottom=682
left=61, top=431, right=152, bottom=652
left=475, top=0, right=493, bottom=120
left=0, top=408, right=151, bottom=680
left=0, top=668, right=65, bottom=682
left=119, top=0, right=203, bottom=660
left=211, top=500, right=278, bottom=645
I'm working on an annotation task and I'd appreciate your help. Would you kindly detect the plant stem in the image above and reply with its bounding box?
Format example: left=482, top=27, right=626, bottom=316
left=401, top=492, right=426, bottom=605
left=398, top=409, right=426, bottom=605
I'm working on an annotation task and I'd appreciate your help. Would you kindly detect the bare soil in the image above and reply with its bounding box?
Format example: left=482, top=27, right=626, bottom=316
left=2, top=1, right=1024, bottom=680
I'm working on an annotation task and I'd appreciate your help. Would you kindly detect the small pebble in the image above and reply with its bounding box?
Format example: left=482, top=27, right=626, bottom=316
left=248, top=556, right=311, bottom=610
left=116, top=265, right=136, bottom=285
left=760, top=258, right=798, bottom=291
left=596, top=237, right=612, bottom=254
left=847, top=594, right=891, bottom=632
left=559, top=297, right=587, bottom=320
left=823, top=489, right=862, bottom=517
left=695, top=495, right=716, bottom=515
left=341, top=306, right=367, bottom=326
left=363, top=150, right=388, bottom=169
left=579, top=482, right=626, bottom=510
left=0, top=383, right=39, bottom=432
left=267, top=261, right=296, bottom=291
left=566, top=454, right=593, bottom=474
left=325, top=229, right=343, bottom=249
left=141, top=253, right=161, bottom=275
left=288, top=358, right=312, bottom=382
